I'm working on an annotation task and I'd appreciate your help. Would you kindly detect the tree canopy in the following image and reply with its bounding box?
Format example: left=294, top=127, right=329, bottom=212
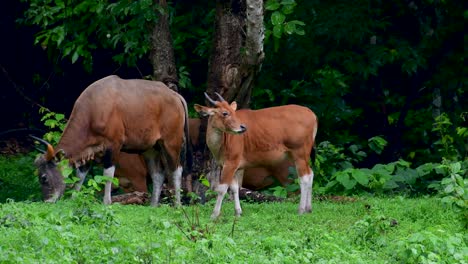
left=1, top=0, right=466, bottom=168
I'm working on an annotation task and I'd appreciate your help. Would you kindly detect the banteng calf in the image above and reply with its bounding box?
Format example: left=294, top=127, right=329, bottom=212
left=195, top=93, right=318, bottom=219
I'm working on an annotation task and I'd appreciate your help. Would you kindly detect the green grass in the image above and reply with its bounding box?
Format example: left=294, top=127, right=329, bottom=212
left=0, top=196, right=466, bottom=263
left=0, top=154, right=466, bottom=263
left=0, top=154, right=42, bottom=202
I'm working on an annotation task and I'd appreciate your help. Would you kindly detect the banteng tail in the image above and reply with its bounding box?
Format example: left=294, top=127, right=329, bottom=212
left=178, top=95, right=193, bottom=172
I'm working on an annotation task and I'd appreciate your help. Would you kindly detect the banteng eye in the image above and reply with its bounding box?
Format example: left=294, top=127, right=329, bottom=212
left=222, top=112, right=229, bottom=117
left=39, top=174, right=48, bottom=184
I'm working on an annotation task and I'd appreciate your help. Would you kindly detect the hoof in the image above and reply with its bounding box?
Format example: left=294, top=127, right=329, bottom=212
left=298, top=208, right=312, bottom=214
left=211, top=213, right=220, bottom=220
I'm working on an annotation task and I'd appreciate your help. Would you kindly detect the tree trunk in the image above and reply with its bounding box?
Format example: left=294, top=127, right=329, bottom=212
left=147, top=0, right=265, bottom=198
left=197, top=0, right=264, bottom=191
left=206, top=0, right=264, bottom=107
left=150, top=0, right=179, bottom=91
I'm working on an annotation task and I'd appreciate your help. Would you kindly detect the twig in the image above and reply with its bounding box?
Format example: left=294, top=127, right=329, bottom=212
left=0, top=64, right=52, bottom=113
left=230, top=215, right=237, bottom=238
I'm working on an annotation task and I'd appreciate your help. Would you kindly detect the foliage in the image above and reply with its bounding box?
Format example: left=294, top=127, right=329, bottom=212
left=0, top=154, right=41, bottom=202
left=254, top=0, right=465, bottom=166
left=38, top=107, right=67, bottom=145
left=0, top=197, right=465, bottom=263
left=351, top=210, right=397, bottom=248
left=18, top=0, right=162, bottom=71
left=264, top=0, right=306, bottom=51
left=428, top=159, right=468, bottom=227
left=395, top=230, right=468, bottom=264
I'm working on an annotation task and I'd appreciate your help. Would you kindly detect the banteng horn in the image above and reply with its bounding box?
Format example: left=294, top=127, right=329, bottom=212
left=214, top=92, right=226, bottom=102
left=204, top=92, right=218, bottom=105
left=29, top=135, right=55, bottom=161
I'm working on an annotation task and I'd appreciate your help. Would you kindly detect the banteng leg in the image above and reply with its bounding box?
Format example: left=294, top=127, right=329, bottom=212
left=161, top=139, right=183, bottom=206
left=102, top=149, right=116, bottom=205
left=231, top=169, right=244, bottom=217
left=212, top=163, right=238, bottom=219
left=172, top=166, right=183, bottom=206
left=292, top=153, right=314, bottom=214
left=144, top=154, right=165, bottom=206
left=75, top=164, right=90, bottom=191
left=103, top=166, right=116, bottom=205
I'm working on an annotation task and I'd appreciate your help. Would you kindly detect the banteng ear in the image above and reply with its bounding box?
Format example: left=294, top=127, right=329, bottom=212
left=194, top=104, right=214, bottom=117
left=230, top=101, right=238, bottom=111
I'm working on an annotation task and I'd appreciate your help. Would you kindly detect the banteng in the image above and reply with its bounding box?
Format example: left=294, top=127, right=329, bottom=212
left=189, top=118, right=292, bottom=190
left=33, top=75, right=190, bottom=206
left=110, top=119, right=291, bottom=196
left=195, top=93, right=318, bottom=219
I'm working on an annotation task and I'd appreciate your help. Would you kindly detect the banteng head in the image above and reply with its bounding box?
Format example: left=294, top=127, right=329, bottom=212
left=30, top=136, right=66, bottom=202
left=194, top=92, right=247, bottom=134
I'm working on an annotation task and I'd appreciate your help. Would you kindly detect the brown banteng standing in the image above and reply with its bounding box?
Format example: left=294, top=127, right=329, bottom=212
left=195, top=93, right=318, bottom=219
left=111, top=119, right=291, bottom=196
left=189, top=118, right=292, bottom=190
left=33, top=75, right=191, bottom=206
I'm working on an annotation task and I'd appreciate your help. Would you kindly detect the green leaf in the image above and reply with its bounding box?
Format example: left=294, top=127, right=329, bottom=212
left=61, top=167, right=73, bottom=178
left=289, top=20, right=305, bottom=26
left=455, top=175, right=464, bottom=187
left=441, top=177, right=452, bottom=185
left=273, top=25, right=283, bottom=38
left=444, top=184, right=454, bottom=193
left=336, top=172, right=356, bottom=190
left=383, top=180, right=399, bottom=189
left=265, top=0, right=280, bottom=11
left=416, top=163, right=435, bottom=177
left=351, top=170, right=369, bottom=186
left=454, top=186, right=464, bottom=196
left=55, top=113, right=65, bottom=121
left=368, top=136, right=388, bottom=154
left=456, top=127, right=468, bottom=137
left=284, top=22, right=296, bottom=35
left=281, top=5, right=295, bottom=15
left=449, top=162, right=461, bottom=174
left=294, top=28, right=305, bottom=36
left=71, top=51, right=79, bottom=64
left=271, top=11, right=286, bottom=25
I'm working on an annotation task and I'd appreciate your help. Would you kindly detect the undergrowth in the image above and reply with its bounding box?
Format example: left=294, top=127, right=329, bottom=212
left=0, top=197, right=466, bottom=263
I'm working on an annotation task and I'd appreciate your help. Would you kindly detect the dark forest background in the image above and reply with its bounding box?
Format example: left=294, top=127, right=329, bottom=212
left=1, top=0, right=466, bottom=170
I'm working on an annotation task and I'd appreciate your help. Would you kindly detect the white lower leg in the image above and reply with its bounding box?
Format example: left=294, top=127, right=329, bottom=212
left=74, top=167, right=89, bottom=191
left=299, top=173, right=312, bottom=214
left=103, top=166, right=116, bottom=205
left=306, top=171, right=314, bottom=212
left=230, top=181, right=242, bottom=216
left=151, top=172, right=164, bottom=206
left=211, top=183, right=228, bottom=219
left=172, top=166, right=183, bottom=206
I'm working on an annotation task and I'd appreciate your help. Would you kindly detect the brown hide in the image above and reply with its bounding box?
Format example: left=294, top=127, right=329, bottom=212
left=189, top=118, right=292, bottom=190
left=114, top=118, right=291, bottom=193
left=35, top=75, right=189, bottom=205
left=114, top=153, right=148, bottom=193
left=195, top=98, right=318, bottom=217
left=197, top=104, right=317, bottom=182
left=57, top=75, right=186, bottom=167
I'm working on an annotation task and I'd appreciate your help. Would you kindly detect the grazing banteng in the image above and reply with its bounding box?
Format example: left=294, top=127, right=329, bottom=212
left=33, top=75, right=190, bottom=206
left=195, top=93, right=318, bottom=219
